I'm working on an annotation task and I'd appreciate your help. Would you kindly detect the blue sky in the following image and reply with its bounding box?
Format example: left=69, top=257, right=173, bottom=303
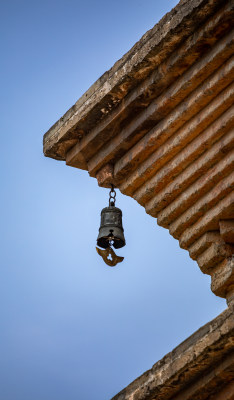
left=0, top=1, right=226, bottom=399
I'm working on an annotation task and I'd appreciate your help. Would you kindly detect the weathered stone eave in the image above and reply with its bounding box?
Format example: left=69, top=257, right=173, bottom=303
left=43, top=0, right=225, bottom=161
left=111, top=306, right=234, bottom=400
left=43, top=1, right=234, bottom=397
left=43, top=0, right=234, bottom=299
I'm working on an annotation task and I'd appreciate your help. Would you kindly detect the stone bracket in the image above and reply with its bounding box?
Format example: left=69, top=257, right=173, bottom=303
left=95, top=163, right=115, bottom=188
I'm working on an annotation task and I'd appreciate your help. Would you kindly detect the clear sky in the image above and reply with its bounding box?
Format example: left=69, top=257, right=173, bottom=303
left=1, top=1, right=226, bottom=399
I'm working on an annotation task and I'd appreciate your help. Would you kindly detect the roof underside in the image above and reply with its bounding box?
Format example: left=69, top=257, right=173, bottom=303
left=43, top=0, right=232, bottom=163
left=43, top=0, right=234, bottom=301
left=43, top=0, right=234, bottom=398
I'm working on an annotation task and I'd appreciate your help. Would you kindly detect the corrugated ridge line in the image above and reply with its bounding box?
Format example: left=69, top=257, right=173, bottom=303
left=119, top=59, right=234, bottom=197
left=144, top=129, right=234, bottom=216
left=114, top=30, right=234, bottom=181
left=120, top=78, right=234, bottom=198
left=69, top=5, right=233, bottom=163
left=133, top=86, right=234, bottom=207
left=87, top=38, right=234, bottom=176
left=169, top=171, right=234, bottom=239
left=188, top=232, right=224, bottom=260
left=157, top=148, right=234, bottom=227
left=179, top=191, right=234, bottom=249
left=197, top=242, right=234, bottom=274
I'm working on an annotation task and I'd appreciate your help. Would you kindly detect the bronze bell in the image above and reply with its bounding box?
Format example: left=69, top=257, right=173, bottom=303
left=97, top=186, right=126, bottom=250
left=97, top=203, right=125, bottom=249
left=96, top=186, right=126, bottom=266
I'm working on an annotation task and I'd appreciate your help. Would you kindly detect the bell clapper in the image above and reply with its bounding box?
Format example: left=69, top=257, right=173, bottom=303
left=96, top=242, right=124, bottom=267
left=96, top=185, right=125, bottom=267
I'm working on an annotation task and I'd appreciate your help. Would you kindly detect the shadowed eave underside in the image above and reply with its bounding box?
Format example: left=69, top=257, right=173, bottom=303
left=43, top=1, right=234, bottom=398
left=43, top=0, right=228, bottom=161
left=43, top=0, right=234, bottom=301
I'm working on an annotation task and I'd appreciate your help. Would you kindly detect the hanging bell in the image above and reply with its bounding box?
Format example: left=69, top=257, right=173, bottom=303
left=97, top=187, right=126, bottom=249
left=96, top=186, right=126, bottom=267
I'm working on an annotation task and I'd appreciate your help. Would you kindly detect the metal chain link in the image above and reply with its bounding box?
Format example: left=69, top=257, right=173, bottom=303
left=109, top=184, right=116, bottom=206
